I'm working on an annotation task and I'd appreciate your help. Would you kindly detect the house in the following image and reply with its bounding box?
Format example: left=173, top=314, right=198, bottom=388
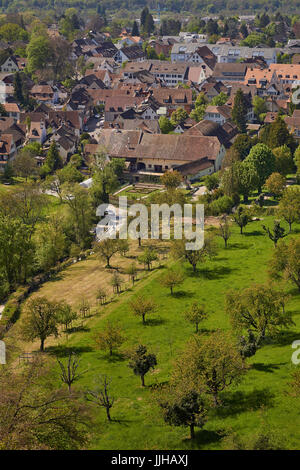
left=27, top=119, right=47, bottom=144
left=94, top=129, right=226, bottom=180
left=104, top=96, right=144, bottom=122
left=151, top=88, right=193, bottom=116
left=199, top=80, right=228, bottom=101
left=0, top=56, right=19, bottom=73
left=268, top=64, right=300, bottom=85
left=118, top=36, right=143, bottom=47
left=85, top=69, right=112, bottom=87
left=149, top=38, right=177, bottom=58
left=67, top=88, right=93, bottom=121
left=185, top=119, right=238, bottom=147
left=48, top=111, right=82, bottom=136
left=114, top=45, right=146, bottom=65
left=244, top=67, right=280, bottom=96
left=3, top=101, right=20, bottom=121
left=212, top=63, right=249, bottom=83
left=171, top=43, right=277, bottom=65
left=30, top=84, right=58, bottom=105
left=92, top=41, right=118, bottom=59
left=0, top=134, right=16, bottom=169
left=149, top=61, right=190, bottom=86
left=45, top=125, right=78, bottom=161
left=79, top=74, right=106, bottom=90
left=204, top=105, right=232, bottom=125
left=264, top=112, right=278, bottom=124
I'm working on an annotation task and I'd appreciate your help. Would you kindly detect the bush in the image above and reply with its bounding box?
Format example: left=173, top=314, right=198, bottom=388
left=209, top=195, right=234, bottom=215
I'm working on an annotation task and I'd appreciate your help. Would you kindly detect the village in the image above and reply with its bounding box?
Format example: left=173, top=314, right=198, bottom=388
left=0, top=5, right=300, bottom=453
left=0, top=10, right=299, bottom=185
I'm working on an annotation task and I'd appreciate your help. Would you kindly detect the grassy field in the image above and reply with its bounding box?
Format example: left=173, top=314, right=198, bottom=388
left=8, top=215, right=300, bottom=450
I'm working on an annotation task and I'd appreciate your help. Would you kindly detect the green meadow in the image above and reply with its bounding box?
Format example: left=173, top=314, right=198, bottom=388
left=13, top=216, right=300, bottom=449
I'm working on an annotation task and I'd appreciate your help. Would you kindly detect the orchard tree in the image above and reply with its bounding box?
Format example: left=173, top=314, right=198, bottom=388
left=128, top=344, right=157, bottom=387
left=173, top=331, right=246, bottom=406
left=86, top=375, right=115, bottom=422
left=233, top=206, right=250, bottom=234
left=94, top=322, right=125, bottom=357
left=218, top=216, right=231, bottom=248
left=158, top=387, right=208, bottom=440
left=94, top=238, right=120, bottom=268
left=57, top=352, right=85, bottom=393
left=22, top=297, right=59, bottom=351
left=110, top=271, right=122, bottom=294
left=125, top=262, right=138, bottom=285
left=96, top=287, right=107, bottom=305
left=138, top=247, right=158, bottom=271
left=184, top=302, right=208, bottom=333
left=237, top=330, right=258, bottom=362
left=171, top=235, right=217, bottom=273
left=56, top=302, right=77, bottom=333
left=225, top=284, right=293, bottom=341
left=269, top=238, right=300, bottom=291
left=130, top=295, right=156, bottom=325
left=160, top=268, right=185, bottom=295
left=278, top=187, right=300, bottom=232
left=262, top=220, right=287, bottom=247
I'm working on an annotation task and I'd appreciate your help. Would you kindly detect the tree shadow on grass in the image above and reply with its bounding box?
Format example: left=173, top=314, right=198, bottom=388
left=106, top=352, right=126, bottom=363
left=243, top=230, right=264, bottom=237
left=196, top=265, right=233, bottom=280
left=68, top=325, right=90, bottom=334
left=275, top=330, right=300, bottom=347
left=183, top=429, right=224, bottom=449
left=251, top=362, right=286, bottom=373
left=214, top=388, right=275, bottom=418
left=145, top=317, right=166, bottom=326
left=172, top=290, right=195, bottom=299
left=226, top=242, right=249, bottom=250
left=47, top=344, right=94, bottom=358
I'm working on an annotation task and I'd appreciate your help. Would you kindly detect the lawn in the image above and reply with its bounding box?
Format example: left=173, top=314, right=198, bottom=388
left=9, top=216, right=300, bottom=450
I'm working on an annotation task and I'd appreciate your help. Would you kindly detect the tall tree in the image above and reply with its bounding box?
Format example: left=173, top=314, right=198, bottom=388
left=232, top=89, right=248, bottom=133
left=22, top=297, right=59, bottom=351
left=244, top=143, right=275, bottom=193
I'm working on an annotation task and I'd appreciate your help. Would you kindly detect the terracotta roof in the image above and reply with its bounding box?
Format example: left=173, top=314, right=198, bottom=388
left=151, top=88, right=193, bottom=105
left=269, top=64, right=300, bottom=80
left=3, top=102, right=20, bottom=113
left=0, top=134, right=13, bottom=155
left=48, top=111, right=81, bottom=130
left=264, top=112, right=278, bottom=123
left=0, top=117, right=14, bottom=131
left=104, top=96, right=144, bottom=113
left=205, top=105, right=232, bottom=119
left=244, top=67, right=275, bottom=87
